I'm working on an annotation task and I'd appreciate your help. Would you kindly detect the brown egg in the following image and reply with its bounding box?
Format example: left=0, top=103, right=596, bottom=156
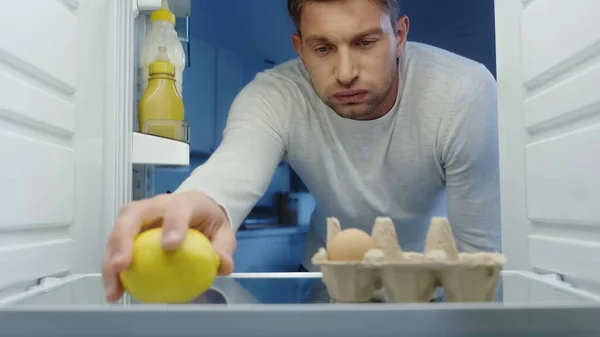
left=326, top=228, right=377, bottom=261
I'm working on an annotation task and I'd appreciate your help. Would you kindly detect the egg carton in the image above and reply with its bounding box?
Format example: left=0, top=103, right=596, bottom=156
left=311, top=216, right=507, bottom=303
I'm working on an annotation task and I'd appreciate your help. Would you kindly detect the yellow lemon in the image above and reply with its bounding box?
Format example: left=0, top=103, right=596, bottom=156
left=119, top=228, right=221, bottom=303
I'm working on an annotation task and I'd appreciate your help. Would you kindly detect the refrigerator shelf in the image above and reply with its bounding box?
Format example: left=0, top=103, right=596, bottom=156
left=1, top=271, right=599, bottom=337
left=132, top=132, right=189, bottom=166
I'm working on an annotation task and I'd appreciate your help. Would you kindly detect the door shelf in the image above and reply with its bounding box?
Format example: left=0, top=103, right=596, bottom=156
left=132, top=132, right=189, bottom=166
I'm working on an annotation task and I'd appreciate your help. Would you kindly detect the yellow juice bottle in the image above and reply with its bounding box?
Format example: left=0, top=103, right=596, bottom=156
left=138, top=46, right=184, bottom=140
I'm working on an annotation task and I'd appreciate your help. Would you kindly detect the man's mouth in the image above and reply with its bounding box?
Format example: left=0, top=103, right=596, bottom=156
left=332, top=89, right=368, bottom=103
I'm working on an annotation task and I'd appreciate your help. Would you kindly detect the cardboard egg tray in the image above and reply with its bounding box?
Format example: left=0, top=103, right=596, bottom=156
left=311, top=216, right=506, bottom=303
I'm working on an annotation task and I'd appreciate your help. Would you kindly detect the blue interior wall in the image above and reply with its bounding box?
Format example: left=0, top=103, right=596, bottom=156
left=401, top=0, right=497, bottom=76
left=154, top=0, right=497, bottom=205
left=186, top=0, right=297, bottom=64
left=185, top=0, right=496, bottom=74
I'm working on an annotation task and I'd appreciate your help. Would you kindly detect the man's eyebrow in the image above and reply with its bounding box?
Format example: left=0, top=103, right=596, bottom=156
left=303, top=28, right=384, bottom=44
left=303, top=35, right=329, bottom=43
left=352, top=27, right=384, bottom=39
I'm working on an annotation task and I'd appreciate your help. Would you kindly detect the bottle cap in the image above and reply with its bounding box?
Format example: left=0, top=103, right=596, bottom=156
left=150, top=7, right=175, bottom=24
left=149, top=47, right=175, bottom=75
left=149, top=60, right=175, bottom=76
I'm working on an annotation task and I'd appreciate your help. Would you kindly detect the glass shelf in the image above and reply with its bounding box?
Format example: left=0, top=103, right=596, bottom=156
left=3, top=271, right=599, bottom=307
left=2, top=271, right=600, bottom=337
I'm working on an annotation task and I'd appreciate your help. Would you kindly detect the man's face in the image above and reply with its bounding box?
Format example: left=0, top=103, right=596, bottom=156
left=292, top=0, right=409, bottom=120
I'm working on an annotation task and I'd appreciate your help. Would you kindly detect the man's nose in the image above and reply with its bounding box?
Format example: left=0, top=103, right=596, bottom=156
left=335, top=50, right=358, bottom=85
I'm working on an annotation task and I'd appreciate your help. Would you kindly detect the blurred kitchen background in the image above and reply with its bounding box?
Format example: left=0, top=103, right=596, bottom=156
left=153, top=0, right=497, bottom=274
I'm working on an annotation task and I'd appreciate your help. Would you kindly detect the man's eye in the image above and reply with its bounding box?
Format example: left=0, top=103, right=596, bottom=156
left=359, top=40, right=374, bottom=46
left=315, top=46, right=329, bottom=53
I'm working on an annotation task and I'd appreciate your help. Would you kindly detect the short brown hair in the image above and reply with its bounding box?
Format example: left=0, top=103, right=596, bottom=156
left=288, top=0, right=402, bottom=35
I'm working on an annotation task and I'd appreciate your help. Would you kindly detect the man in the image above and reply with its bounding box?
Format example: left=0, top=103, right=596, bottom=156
left=102, top=0, right=501, bottom=303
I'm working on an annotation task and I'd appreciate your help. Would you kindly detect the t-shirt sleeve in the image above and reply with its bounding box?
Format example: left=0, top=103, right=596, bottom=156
left=440, top=64, right=502, bottom=253
left=175, top=74, right=290, bottom=231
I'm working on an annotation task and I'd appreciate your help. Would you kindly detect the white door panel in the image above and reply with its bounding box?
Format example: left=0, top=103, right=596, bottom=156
left=0, top=71, right=76, bottom=134
left=526, top=126, right=600, bottom=225
left=0, top=0, right=105, bottom=292
left=520, top=0, right=600, bottom=89
left=495, top=0, right=600, bottom=290
left=523, top=63, right=600, bottom=131
left=0, top=0, right=77, bottom=93
left=0, top=130, right=74, bottom=229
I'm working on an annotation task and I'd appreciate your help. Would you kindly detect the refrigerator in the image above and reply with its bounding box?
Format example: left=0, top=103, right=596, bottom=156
left=1, top=0, right=600, bottom=336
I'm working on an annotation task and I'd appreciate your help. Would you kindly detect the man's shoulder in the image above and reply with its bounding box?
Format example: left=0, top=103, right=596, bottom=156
left=247, top=57, right=307, bottom=86
left=404, top=42, right=493, bottom=86
left=227, top=58, right=314, bottom=132
left=405, top=41, right=486, bottom=70
left=402, top=42, right=496, bottom=116
left=267, top=57, right=309, bottom=80
left=239, top=57, right=317, bottom=113
left=407, top=42, right=496, bottom=96
left=243, top=57, right=308, bottom=93
left=401, top=43, right=497, bottom=147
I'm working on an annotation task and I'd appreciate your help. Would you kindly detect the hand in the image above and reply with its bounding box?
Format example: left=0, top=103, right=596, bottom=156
left=102, top=190, right=236, bottom=302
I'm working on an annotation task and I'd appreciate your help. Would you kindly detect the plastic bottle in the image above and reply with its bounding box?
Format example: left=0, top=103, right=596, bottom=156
left=138, top=46, right=184, bottom=140
left=140, top=0, right=185, bottom=96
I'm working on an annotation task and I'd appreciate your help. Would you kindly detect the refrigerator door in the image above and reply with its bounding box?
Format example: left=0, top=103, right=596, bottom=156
left=0, top=0, right=176, bottom=302
left=495, top=0, right=600, bottom=295
left=0, top=0, right=107, bottom=296
left=0, top=272, right=600, bottom=336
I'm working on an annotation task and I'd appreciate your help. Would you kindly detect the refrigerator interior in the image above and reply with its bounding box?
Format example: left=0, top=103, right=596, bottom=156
left=2, top=0, right=600, bottom=335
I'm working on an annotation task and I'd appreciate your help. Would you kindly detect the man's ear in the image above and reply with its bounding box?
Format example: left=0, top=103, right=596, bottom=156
left=395, top=15, right=410, bottom=57
left=292, top=33, right=304, bottom=60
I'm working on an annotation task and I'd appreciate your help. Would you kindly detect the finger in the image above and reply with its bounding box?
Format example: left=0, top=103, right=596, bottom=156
left=103, top=195, right=171, bottom=302
left=103, top=195, right=172, bottom=303
left=210, top=222, right=237, bottom=275
left=102, top=251, right=124, bottom=302
left=106, top=195, right=171, bottom=270
left=161, top=193, right=195, bottom=250
left=161, top=190, right=222, bottom=250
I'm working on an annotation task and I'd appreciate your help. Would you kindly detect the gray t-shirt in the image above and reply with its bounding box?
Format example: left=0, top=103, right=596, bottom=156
left=177, top=42, right=501, bottom=271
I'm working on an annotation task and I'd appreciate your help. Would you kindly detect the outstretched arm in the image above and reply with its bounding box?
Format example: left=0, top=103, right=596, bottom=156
left=176, top=74, right=291, bottom=231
